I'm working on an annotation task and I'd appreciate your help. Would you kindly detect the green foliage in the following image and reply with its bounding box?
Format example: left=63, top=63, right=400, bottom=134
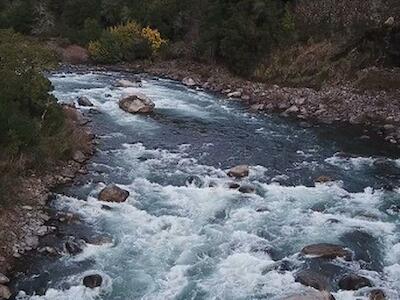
left=197, top=0, right=286, bottom=75
left=0, top=29, right=66, bottom=160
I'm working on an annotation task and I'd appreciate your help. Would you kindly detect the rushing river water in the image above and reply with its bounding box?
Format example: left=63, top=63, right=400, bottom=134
left=13, top=71, right=400, bottom=299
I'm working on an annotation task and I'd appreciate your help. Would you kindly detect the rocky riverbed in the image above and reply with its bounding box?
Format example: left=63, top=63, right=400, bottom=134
left=7, top=69, right=400, bottom=300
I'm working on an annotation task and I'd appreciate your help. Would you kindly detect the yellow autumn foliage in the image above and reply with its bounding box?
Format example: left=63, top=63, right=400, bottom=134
left=88, top=21, right=167, bottom=63
left=141, top=26, right=167, bottom=53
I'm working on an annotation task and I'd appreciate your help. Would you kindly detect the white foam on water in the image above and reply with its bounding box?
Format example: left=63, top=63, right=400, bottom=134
left=19, top=72, right=400, bottom=300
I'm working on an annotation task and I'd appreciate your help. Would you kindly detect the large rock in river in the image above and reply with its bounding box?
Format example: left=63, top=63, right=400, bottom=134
left=301, top=243, right=353, bottom=260
left=338, top=274, right=372, bottom=290
left=119, top=93, right=155, bottom=114
left=83, top=274, right=103, bottom=288
left=295, top=269, right=330, bottom=291
left=77, top=96, right=94, bottom=107
left=227, top=165, right=250, bottom=178
left=98, top=185, right=129, bottom=203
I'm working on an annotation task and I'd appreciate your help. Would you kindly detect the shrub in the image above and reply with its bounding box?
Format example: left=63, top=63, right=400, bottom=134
left=88, top=21, right=166, bottom=63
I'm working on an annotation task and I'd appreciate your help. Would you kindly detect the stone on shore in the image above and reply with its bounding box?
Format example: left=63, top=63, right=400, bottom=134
left=0, top=273, right=9, bottom=285
left=182, top=77, right=196, bottom=87
left=301, top=243, right=353, bottom=260
left=227, top=165, right=250, bottom=178
left=83, top=274, right=103, bottom=288
left=119, top=93, right=155, bottom=114
left=73, top=151, right=87, bottom=164
left=0, top=284, right=11, bottom=299
left=98, top=185, right=130, bottom=203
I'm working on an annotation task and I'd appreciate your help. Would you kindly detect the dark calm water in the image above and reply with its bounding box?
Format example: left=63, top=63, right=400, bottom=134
left=13, top=71, right=400, bottom=299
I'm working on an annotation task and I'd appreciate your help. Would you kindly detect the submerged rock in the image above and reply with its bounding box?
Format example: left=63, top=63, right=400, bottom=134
left=369, top=289, right=386, bottom=300
left=281, top=290, right=335, bottom=300
left=83, top=274, right=103, bottom=288
left=65, top=238, right=85, bottom=255
left=77, top=96, right=93, bottom=107
left=119, top=93, right=155, bottom=114
left=227, top=165, right=250, bottom=178
left=295, top=269, right=330, bottom=291
left=228, top=182, right=241, bottom=189
left=238, top=185, right=256, bottom=194
left=301, top=243, right=353, bottom=260
left=117, top=79, right=141, bottom=87
left=98, top=185, right=130, bottom=203
left=338, top=274, right=372, bottom=290
left=0, top=284, right=11, bottom=299
left=185, top=175, right=203, bottom=187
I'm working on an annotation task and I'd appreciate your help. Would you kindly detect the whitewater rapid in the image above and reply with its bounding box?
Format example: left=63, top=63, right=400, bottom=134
left=14, top=71, right=400, bottom=300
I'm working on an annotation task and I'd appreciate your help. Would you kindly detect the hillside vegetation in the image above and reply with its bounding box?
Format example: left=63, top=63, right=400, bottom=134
left=0, top=30, right=88, bottom=207
left=0, top=0, right=398, bottom=81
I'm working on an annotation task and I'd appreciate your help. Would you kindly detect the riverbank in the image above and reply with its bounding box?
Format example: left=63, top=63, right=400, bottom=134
left=105, top=59, right=400, bottom=146
left=0, top=105, right=95, bottom=297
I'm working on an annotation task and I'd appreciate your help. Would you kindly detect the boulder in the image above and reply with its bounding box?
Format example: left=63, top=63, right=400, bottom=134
left=384, top=17, right=395, bottom=27
left=61, top=45, right=89, bottom=64
left=83, top=274, right=103, bottom=288
left=119, top=93, right=155, bottom=114
left=369, top=289, right=386, bottom=300
left=295, top=269, right=330, bottom=291
left=301, top=243, right=353, bottom=260
left=285, top=105, right=300, bottom=115
left=227, top=165, right=250, bottom=178
left=73, top=151, right=87, bottom=164
left=65, top=238, right=85, bottom=255
left=227, top=91, right=242, bottom=98
left=0, top=273, right=9, bottom=285
left=77, top=96, right=93, bottom=107
left=182, top=77, right=196, bottom=87
left=98, top=185, right=129, bottom=203
left=0, top=285, right=11, bottom=299
left=338, top=274, right=372, bottom=291
left=238, top=185, right=256, bottom=194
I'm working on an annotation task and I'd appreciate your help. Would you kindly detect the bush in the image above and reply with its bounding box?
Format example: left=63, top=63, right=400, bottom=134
left=0, top=29, right=68, bottom=161
left=88, top=21, right=166, bottom=64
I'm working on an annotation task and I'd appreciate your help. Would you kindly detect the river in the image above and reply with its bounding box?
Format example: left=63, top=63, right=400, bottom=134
left=12, top=70, right=400, bottom=299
